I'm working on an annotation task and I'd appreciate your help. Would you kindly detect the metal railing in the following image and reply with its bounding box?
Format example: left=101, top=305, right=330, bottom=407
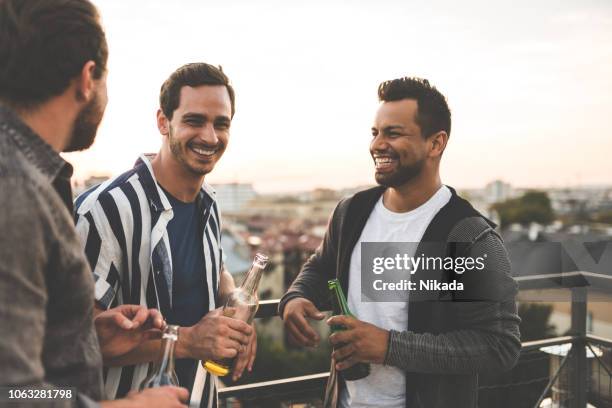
left=215, top=272, right=612, bottom=408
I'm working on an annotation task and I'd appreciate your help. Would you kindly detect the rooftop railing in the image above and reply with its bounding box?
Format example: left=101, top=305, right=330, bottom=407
left=201, top=272, right=612, bottom=408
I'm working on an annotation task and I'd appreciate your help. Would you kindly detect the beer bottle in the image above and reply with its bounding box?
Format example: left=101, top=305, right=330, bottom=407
left=139, top=325, right=179, bottom=389
left=328, top=279, right=370, bottom=381
left=203, top=253, right=269, bottom=376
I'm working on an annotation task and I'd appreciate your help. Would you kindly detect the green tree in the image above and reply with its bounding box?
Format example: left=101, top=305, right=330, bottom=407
left=594, top=209, right=612, bottom=224
left=492, top=191, right=555, bottom=229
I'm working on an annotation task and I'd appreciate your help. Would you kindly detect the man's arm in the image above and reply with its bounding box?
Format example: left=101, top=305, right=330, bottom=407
left=101, top=307, right=253, bottom=368
left=103, top=339, right=162, bottom=367
left=75, top=194, right=162, bottom=367
left=279, top=199, right=347, bottom=347
left=74, top=198, right=122, bottom=311
left=384, top=230, right=521, bottom=374
left=0, top=179, right=88, bottom=407
left=94, top=305, right=167, bottom=365
left=279, top=198, right=346, bottom=315
left=102, top=267, right=243, bottom=367
left=87, top=253, right=251, bottom=373
left=94, top=305, right=164, bottom=367
left=75, top=194, right=157, bottom=366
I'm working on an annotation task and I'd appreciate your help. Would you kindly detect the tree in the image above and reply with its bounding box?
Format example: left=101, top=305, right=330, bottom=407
left=594, top=209, right=612, bottom=224
left=492, top=191, right=555, bottom=229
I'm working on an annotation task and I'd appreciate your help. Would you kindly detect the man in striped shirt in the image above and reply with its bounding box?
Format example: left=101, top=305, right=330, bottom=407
left=75, top=63, right=255, bottom=407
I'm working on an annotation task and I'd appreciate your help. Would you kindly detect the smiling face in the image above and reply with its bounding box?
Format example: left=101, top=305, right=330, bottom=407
left=370, top=99, right=429, bottom=187
left=159, top=85, right=232, bottom=177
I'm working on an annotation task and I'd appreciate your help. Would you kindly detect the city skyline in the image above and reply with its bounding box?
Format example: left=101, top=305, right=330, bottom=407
left=63, top=0, right=612, bottom=193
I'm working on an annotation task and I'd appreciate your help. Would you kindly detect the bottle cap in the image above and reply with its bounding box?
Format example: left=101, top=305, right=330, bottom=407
left=253, top=253, right=269, bottom=269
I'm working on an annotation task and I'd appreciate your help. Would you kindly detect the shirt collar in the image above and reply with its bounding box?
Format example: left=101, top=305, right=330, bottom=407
left=0, top=104, right=72, bottom=183
left=134, top=153, right=216, bottom=212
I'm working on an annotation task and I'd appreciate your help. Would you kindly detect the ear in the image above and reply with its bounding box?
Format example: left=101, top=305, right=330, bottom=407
left=75, top=61, right=98, bottom=102
left=428, top=131, right=449, bottom=158
left=157, top=109, right=169, bottom=136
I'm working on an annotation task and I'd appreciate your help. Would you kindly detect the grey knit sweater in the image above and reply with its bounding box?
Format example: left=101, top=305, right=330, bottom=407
left=279, top=186, right=521, bottom=408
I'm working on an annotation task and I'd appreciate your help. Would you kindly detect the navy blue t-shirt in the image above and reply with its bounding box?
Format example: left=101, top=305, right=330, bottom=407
left=161, top=186, right=209, bottom=393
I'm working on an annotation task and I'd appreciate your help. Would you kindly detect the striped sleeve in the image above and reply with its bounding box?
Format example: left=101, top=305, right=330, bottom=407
left=75, top=199, right=123, bottom=310
left=213, top=202, right=224, bottom=270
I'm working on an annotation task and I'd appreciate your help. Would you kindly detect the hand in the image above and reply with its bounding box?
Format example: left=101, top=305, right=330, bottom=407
left=231, top=322, right=257, bottom=381
left=327, top=315, right=389, bottom=371
left=121, top=386, right=188, bottom=407
left=179, top=308, right=253, bottom=361
left=282, top=297, right=325, bottom=347
left=95, top=305, right=166, bottom=360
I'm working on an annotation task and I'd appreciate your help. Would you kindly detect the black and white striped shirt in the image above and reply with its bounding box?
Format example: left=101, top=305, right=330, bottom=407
left=74, top=154, right=221, bottom=408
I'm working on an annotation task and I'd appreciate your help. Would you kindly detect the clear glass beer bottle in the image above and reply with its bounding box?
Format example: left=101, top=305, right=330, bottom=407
left=203, top=253, right=269, bottom=376
left=139, top=325, right=179, bottom=389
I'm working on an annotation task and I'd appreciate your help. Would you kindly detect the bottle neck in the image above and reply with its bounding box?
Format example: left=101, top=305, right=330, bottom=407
left=241, top=265, right=264, bottom=296
left=332, top=283, right=351, bottom=316
left=154, top=332, right=176, bottom=376
left=241, top=254, right=268, bottom=295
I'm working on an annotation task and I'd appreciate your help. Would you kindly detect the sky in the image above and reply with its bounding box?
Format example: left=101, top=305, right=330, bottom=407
left=63, top=0, right=612, bottom=193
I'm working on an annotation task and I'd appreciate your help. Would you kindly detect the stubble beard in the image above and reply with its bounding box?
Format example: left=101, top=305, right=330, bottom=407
left=64, top=90, right=104, bottom=153
left=168, top=126, right=210, bottom=177
left=375, top=157, right=426, bottom=188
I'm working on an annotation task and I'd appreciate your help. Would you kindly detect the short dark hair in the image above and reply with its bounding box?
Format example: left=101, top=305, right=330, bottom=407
left=378, top=77, right=451, bottom=138
left=159, top=63, right=236, bottom=120
left=0, top=0, right=108, bottom=109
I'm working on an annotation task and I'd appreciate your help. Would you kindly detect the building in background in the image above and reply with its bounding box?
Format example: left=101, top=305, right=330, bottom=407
left=485, top=179, right=514, bottom=204
left=211, top=183, right=257, bottom=214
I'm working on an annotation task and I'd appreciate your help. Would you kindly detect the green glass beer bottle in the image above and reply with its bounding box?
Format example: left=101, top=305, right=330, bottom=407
left=328, top=279, right=370, bottom=381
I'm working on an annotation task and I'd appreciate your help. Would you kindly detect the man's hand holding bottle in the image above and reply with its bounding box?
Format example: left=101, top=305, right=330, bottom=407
left=282, top=281, right=376, bottom=381
left=177, top=308, right=254, bottom=378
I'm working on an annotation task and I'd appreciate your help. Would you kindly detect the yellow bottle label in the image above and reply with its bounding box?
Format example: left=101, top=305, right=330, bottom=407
left=203, top=360, right=230, bottom=377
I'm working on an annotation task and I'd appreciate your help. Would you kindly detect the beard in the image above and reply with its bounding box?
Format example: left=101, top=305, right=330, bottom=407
left=168, top=126, right=218, bottom=176
left=375, top=156, right=426, bottom=188
left=64, top=90, right=104, bottom=152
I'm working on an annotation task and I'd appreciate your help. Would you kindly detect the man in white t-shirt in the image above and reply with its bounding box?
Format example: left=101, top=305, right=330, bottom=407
left=280, top=77, right=520, bottom=408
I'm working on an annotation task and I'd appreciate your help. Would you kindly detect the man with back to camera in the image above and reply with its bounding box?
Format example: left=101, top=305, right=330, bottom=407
left=0, top=0, right=189, bottom=406
left=74, top=63, right=255, bottom=407
left=280, top=77, right=521, bottom=407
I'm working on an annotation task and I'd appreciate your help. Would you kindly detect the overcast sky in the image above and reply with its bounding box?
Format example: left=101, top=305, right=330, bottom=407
left=63, top=0, right=612, bottom=193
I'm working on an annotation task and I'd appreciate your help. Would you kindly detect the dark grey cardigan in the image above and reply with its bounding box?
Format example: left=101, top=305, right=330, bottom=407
left=279, top=186, right=521, bottom=408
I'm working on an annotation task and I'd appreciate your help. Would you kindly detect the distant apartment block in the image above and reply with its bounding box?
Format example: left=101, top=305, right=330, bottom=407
left=548, top=187, right=612, bottom=215
left=485, top=179, right=514, bottom=204
left=211, top=182, right=257, bottom=214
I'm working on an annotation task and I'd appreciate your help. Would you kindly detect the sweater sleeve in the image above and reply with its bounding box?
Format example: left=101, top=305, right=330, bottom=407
left=0, top=177, right=92, bottom=407
left=384, top=221, right=522, bottom=374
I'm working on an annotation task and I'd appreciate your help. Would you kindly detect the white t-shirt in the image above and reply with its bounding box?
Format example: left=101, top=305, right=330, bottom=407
left=339, top=185, right=452, bottom=408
